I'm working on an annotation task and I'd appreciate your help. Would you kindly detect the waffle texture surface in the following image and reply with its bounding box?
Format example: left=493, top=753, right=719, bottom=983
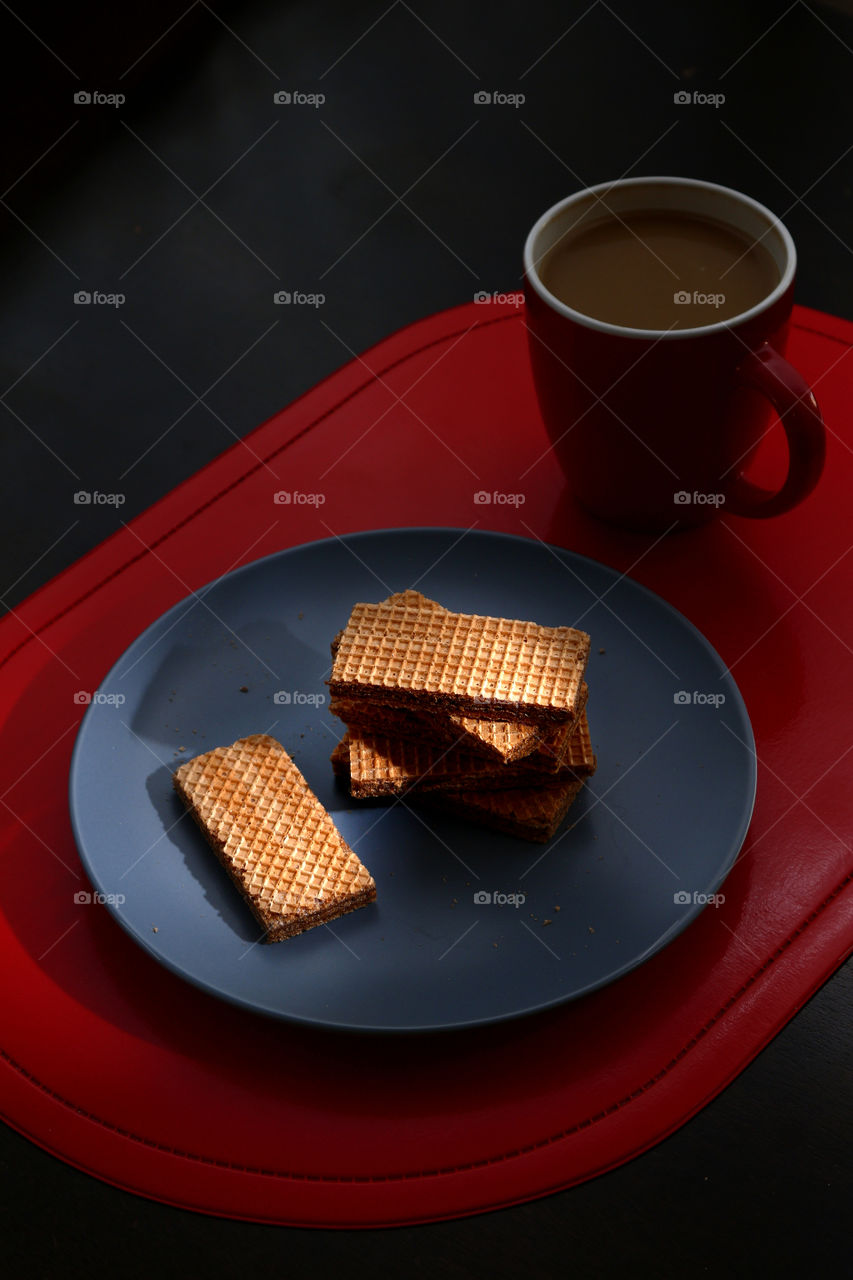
left=174, top=734, right=375, bottom=940
left=415, top=776, right=586, bottom=842
left=330, top=596, right=590, bottom=723
left=343, top=709, right=595, bottom=797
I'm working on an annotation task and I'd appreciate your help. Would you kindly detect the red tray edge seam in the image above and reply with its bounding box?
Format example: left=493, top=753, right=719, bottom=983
left=3, top=866, right=851, bottom=1186
left=3, top=920, right=852, bottom=1228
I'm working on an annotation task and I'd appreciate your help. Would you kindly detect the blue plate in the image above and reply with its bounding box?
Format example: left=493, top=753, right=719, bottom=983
left=68, top=528, right=755, bottom=1033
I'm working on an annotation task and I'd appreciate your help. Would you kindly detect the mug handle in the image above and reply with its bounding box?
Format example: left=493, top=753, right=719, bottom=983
left=726, top=342, right=825, bottom=518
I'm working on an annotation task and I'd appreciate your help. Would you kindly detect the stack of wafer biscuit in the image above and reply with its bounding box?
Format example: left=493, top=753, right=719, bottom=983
left=329, top=591, right=596, bottom=841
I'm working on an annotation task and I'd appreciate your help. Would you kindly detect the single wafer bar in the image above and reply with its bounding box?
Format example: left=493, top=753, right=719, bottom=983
left=330, top=682, right=588, bottom=766
left=331, top=591, right=587, bottom=759
left=174, top=734, right=375, bottom=940
left=414, top=776, right=586, bottom=843
left=331, top=592, right=544, bottom=762
left=330, top=596, right=590, bottom=724
left=343, top=709, right=596, bottom=797
left=330, top=694, right=539, bottom=762
left=329, top=739, right=586, bottom=843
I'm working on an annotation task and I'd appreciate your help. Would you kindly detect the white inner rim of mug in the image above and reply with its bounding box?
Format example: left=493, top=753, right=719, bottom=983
left=523, top=177, right=796, bottom=340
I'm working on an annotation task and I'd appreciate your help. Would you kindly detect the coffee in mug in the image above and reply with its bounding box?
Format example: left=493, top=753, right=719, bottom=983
left=539, top=210, right=780, bottom=331
left=523, top=177, right=825, bottom=531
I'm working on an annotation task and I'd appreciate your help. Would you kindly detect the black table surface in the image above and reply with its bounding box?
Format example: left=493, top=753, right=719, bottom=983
left=1, top=2, right=850, bottom=1274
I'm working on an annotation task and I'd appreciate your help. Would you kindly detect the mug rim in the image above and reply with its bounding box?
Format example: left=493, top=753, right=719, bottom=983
left=523, top=176, right=796, bottom=341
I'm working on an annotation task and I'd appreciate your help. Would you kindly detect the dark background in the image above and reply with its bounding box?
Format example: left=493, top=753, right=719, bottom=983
left=1, top=1, right=851, bottom=1274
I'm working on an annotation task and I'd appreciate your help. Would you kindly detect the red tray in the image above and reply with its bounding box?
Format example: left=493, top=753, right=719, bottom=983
left=1, top=300, right=851, bottom=1226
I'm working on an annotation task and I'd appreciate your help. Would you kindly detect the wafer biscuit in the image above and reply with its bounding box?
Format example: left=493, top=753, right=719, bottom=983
left=556, top=707, right=596, bottom=776
left=331, top=592, right=542, bottom=762
left=332, top=592, right=587, bottom=759
left=343, top=709, right=595, bottom=797
left=451, top=711, right=553, bottom=761
left=330, top=737, right=351, bottom=780
left=330, top=596, right=589, bottom=724
left=330, top=684, right=588, bottom=765
left=330, top=694, right=542, bottom=762
left=415, top=776, right=586, bottom=843
left=174, top=734, right=375, bottom=940
left=343, top=729, right=557, bottom=797
left=330, top=739, right=585, bottom=842
left=345, top=686, right=584, bottom=762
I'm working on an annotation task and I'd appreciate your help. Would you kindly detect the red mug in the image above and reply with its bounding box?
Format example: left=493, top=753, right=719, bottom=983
left=523, top=177, right=825, bottom=531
